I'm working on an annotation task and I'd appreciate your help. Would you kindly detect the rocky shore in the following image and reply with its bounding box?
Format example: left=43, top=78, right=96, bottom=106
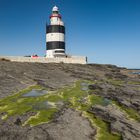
left=0, top=60, right=140, bottom=140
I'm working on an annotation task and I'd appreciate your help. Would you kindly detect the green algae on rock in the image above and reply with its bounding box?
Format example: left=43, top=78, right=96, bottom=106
left=82, top=112, right=122, bottom=140
left=0, top=80, right=122, bottom=139
left=113, top=101, right=140, bottom=121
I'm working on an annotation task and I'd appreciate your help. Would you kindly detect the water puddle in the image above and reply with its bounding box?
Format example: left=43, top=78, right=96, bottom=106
left=81, top=82, right=89, bottom=91
left=130, top=72, right=140, bottom=75
left=22, top=89, right=48, bottom=97
left=103, top=98, right=111, bottom=106
left=32, top=101, right=56, bottom=110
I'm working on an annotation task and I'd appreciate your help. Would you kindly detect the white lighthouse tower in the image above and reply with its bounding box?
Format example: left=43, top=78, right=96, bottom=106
left=46, top=6, right=66, bottom=58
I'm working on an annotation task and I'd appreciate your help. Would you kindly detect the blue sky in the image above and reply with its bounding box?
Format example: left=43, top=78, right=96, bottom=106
left=0, top=0, right=139, bottom=68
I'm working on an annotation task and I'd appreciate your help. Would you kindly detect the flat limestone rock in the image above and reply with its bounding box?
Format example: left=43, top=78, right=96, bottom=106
left=46, top=108, right=96, bottom=140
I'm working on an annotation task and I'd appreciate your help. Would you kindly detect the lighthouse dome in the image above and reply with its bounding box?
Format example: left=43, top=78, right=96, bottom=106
left=52, top=6, right=59, bottom=12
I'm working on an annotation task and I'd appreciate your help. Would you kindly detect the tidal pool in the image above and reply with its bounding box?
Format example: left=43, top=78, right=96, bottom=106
left=32, top=101, right=55, bottom=110
left=81, top=82, right=89, bottom=91
left=22, top=89, right=48, bottom=97
left=103, top=98, right=111, bottom=106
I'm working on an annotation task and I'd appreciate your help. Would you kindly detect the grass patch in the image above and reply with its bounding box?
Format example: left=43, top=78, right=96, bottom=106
left=113, top=101, right=140, bottom=121
left=127, top=81, right=140, bottom=85
left=83, top=112, right=122, bottom=140
left=60, top=81, right=89, bottom=100
left=46, top=94, right=63, bottom=102
left=89, top=95, right=108, bottom=106
left=25, top=108, right=58, bottom=127
left=107, top=79, right=124, bottom=86
left=0, top=85, right=47, bottom=119
left=123, top=107, right=140, bottom=121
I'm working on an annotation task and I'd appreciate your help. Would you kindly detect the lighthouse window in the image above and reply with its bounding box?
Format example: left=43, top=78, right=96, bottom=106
left=53, top=11, right=58, bottom=14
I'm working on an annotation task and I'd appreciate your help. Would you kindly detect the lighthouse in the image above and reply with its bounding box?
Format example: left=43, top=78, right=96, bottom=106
left=0, top=6, right=87, bottom=64
left=46, top=6, right=66, bottom=58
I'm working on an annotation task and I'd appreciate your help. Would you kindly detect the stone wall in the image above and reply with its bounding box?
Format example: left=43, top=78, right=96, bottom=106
left=0, top=56, right=87, bottom=64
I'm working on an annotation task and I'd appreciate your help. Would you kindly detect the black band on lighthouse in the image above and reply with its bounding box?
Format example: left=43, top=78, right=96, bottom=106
left=47, top=42, right=65, bottom=50
left=47, top=25, right=65, bottom=34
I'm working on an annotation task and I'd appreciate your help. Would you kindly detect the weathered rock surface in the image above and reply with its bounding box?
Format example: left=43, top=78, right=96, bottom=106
left=0, top=108, right=95, bottom=140
left=46, top=108, right=96, bottom=140
left=0, top=115, right=53, bottom=140
left=0, top=61, right=132, bottom=98
left=90, top=105, right=140, bottom=140
left=89, top=82, right=140, bottom=113
left=0, top=61, right=140, bottom=140
left=0, top=62, right=77, bottom=98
